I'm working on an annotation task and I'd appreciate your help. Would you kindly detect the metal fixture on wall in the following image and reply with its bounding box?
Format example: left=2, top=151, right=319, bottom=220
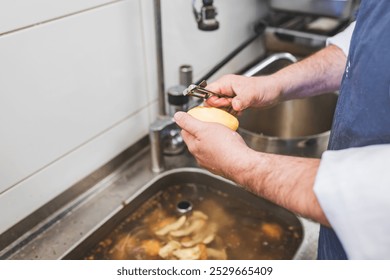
left=192, top=0, right=219, bottom=31
left=167, top=65, right=193, bottom=117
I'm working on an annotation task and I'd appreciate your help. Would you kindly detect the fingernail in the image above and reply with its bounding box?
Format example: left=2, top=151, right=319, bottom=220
left=174, top=111, right=185, bottom=121
left=232, top=99, right=242, bottom=111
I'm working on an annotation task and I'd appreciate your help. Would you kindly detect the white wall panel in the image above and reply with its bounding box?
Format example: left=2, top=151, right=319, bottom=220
left=0, top=0, right=148, bottom=194
left=0, top=105, right=151, bottom=234
left=0, top=0, right=118, bottom=34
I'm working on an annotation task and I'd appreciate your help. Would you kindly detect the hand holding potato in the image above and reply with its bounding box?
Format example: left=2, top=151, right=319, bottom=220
left=174, top=111, right=249, bottom=179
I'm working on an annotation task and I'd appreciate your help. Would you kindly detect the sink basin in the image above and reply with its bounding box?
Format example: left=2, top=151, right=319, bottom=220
left=63, top=168, right=304, bottom=260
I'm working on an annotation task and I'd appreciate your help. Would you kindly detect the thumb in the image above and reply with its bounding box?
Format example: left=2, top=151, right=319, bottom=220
left=232, top=97, right=250, bottom=111
left=174, top=111, right=203, bottom=136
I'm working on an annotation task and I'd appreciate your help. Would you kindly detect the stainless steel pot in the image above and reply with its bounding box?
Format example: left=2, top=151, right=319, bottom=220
left=238, top=93, right=338, bottom=158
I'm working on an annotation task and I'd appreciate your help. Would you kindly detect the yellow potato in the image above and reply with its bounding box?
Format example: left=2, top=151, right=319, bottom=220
left=187, top=106, right=239, bottom=131
left=141, top=239, right=161, bottom=257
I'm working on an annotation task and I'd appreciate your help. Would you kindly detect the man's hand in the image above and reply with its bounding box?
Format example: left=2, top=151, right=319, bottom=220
left=174, top=111, right=250, bottom=179
left=205, top=74, right=282, bottom=112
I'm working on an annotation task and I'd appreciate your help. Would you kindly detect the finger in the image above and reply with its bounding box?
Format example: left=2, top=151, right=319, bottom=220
left=205, top=96, right=231, bottom=107
left=204, top=81, right=223, bottom=93
left=206, top=74, right=237, bottom=96
left=232, top=98, right=245, bottom=111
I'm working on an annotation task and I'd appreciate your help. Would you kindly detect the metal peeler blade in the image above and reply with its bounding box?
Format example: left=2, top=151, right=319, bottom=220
left=183, top=80, right=233, bottom=100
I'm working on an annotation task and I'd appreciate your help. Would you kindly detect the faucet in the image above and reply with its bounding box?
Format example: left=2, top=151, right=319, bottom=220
left=150, top=2, right=193, bottom=173
left=149, top=73, right=191, bottom=173
left=149, top=0, right=192, bottom=173
left=149, top=117, right=177, bottom=173
left=192, top=0, right=219, bottom=31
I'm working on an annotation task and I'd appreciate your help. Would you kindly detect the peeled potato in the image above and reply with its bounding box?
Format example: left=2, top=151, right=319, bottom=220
left=187, top=106, right=239, bottom=131
left=261, top=222, right=283, bottom=240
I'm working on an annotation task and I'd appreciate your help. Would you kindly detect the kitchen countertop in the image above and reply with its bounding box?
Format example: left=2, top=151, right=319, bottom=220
left=2, top=143, right=319, bottom=260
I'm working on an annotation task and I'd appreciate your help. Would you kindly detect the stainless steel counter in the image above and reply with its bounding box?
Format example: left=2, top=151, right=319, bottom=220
left=1, top=141, right=319, bottom=260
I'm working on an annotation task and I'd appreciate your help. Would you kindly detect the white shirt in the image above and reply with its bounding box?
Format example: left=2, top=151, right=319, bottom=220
left=326, top=21, right=356, bottom=56
left=314, top=22, right=390, bottom=259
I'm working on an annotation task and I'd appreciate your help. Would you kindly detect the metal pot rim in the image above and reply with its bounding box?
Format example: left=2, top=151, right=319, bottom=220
left=238, top=127, right=331, bottom=142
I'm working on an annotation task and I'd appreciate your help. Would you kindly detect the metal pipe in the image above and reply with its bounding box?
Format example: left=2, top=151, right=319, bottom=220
left=242, top=52, right=298, bottom=77
left=195, top=21, right=267, bottom=85
left=179, top=65, right=193, bottom=87
left=154, top=0, right=166, bottom=116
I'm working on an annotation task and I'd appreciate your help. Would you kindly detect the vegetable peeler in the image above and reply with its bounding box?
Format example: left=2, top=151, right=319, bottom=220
left=182, top=80, right=234, bottom=100
left=183, top=80, right=238, bottom=116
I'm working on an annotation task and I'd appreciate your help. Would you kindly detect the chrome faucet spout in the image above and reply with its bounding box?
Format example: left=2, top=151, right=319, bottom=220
left=149, top=116, right=185, bottom=173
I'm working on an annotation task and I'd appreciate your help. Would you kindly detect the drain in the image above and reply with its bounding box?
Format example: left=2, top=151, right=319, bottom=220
left=176, top=200, right=193, bottom=214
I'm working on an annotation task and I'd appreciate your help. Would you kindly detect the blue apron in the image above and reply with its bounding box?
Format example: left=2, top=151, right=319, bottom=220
left=318, top=0, right=390, bottom=259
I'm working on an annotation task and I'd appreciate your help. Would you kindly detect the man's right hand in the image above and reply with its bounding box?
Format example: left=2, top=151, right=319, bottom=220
left=205, top=74, right=282, bottom=112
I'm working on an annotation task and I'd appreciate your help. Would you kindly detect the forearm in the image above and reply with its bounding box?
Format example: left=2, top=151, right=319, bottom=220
left=234, top=46, right=346, bottom=223
left=229, top=148, right=328, bottom=226
left=272, top=44, right=347, bottom=100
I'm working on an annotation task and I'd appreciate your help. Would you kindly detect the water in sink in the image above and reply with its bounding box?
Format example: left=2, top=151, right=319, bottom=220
left=80, top=174, right=302, bottom=260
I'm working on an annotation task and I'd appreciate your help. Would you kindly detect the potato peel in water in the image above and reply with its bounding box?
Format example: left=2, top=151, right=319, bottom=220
left=187, top=106, right=239, bottom=131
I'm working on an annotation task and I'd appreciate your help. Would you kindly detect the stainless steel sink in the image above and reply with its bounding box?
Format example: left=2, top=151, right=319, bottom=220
left=2, top=146, right=318, bottom=260
left=62, top=168, right=312, bottom=260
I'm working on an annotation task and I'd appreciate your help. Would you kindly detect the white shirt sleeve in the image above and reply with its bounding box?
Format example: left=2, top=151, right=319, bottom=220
left=326, top=21, right=356, bottom=56
left=313, top=144, right=390, bottom=259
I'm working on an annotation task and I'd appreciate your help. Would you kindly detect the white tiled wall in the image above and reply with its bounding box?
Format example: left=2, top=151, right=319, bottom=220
left=0, top=0, right=267, bottom=235
left=0, top=0, right=156, bottom=235
left=0, top=0, right=117, bottom=35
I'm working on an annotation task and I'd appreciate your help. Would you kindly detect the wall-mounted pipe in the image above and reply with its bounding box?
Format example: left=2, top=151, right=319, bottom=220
left=153, top=0, right=166, bottom=116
